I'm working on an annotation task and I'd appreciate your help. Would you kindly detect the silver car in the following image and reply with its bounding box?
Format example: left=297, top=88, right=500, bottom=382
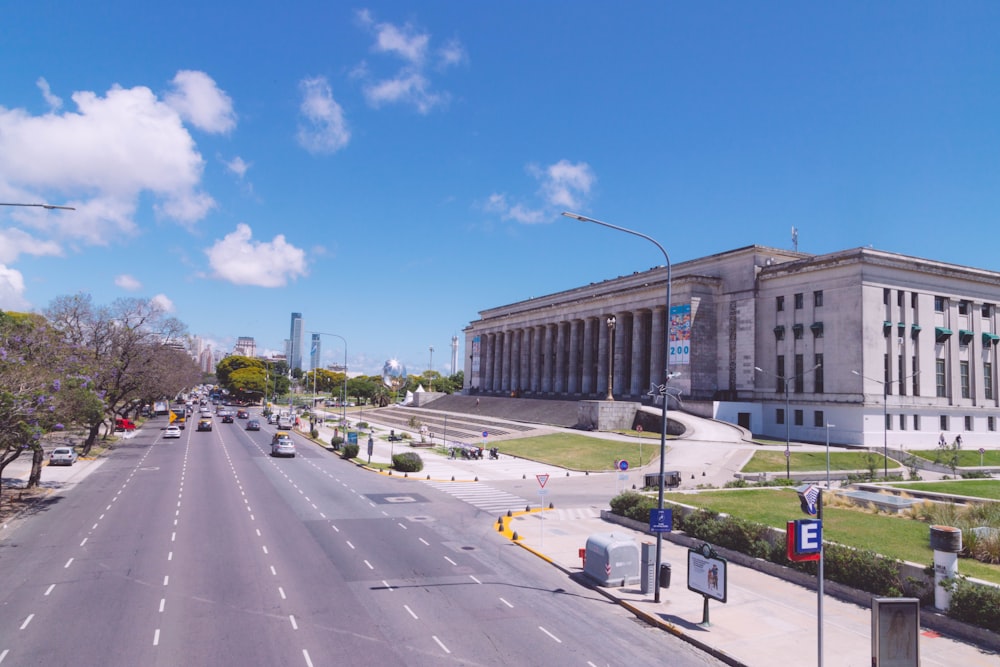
left=271, top=436, right=296, bottom=458
left=49, top=447, right=78, bottom=466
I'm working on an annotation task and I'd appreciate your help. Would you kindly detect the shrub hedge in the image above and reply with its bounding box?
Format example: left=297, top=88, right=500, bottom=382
left=392, top=452, right=423, bottom=473
left=340, top=443, right=359, bottom=459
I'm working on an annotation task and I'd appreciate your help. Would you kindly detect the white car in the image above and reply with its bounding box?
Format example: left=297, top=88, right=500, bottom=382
left=271, top=436, right=296, bottom=458
left=164, top=425, right=182, bottom=439
left=49, top=447, right=78, bottom=466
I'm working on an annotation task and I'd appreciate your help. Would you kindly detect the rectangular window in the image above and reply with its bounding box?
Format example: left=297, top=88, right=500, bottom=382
left=898, top=355, right=905, bottom=396
left=912, top=293, right=919, bottom=309
left=960, top=361, right=970, bottom=399
left=814, top=410, right=824, bottom=427
left=813, top=290, right=823, bottom=307
left=965, top=415, right=973, bottom=431
left=776, top=355, right=785, bottom=392
left=983, top=303, right=993, bottom=318
left=776, top=408, right=785, bottom=425
left=936, top=359, right=947, bottom=397
left=912, top=356, right=920, bottom=396
left=935, top=296, right=945, bottom=312
left=914, top=415, right=921, bottom=431
left=899, top=414, right=906, bottom=430
left=776, top=295, right=784, bottom=312
left=794, top=409, right=803, bottom=426
left=794, top=355, right=804, bottom=393
left=814, top=354, right=824, bottom=393
left=886, top=412, right=892, bottom=431
left=883, top=288, right=890, bottom=305
left=989, top=416, right=996, bottom=432
left=959, top=300, right=969, bottom=315
left=794, top=293, right=804, bottom=309
left=986, top=362, right=994, bottom=401
left=884, top=354, right=891, bottom=393
left=940, top=415, right=949, bottom=431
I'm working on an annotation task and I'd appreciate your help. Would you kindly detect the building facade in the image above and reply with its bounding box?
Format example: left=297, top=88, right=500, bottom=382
left=310, top=333, right=321, bottom=372
left=234, top=336, right=256, bottom=358
left=288, top=312, right=303, bottom=372
left=463, top=245, right=1000, bottom=448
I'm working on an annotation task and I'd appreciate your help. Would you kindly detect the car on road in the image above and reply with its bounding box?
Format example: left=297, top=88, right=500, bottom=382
left=115, top=417, right=137, bottom=431
left=267, top=414, right=278, bottom=425
left=49, top=447, right=78, bottom=466
left=222, top=413, right=234, bottom=424
left=245, top=419, right=261, bottom=431
left=271, top=433, right=295, bottom=458
left=197, top=418, right=213, bottom=432
left=236, top=410, right=249, bottom=419
left=164, top=425, right=182, bottom=439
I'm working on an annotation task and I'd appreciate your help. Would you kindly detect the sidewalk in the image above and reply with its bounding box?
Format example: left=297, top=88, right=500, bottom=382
left=314, top=412, right=1000, bottom=667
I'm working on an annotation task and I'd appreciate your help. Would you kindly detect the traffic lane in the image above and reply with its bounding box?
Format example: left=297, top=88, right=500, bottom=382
left=157, top=418, right=407, bottom=666
left=0, top=431, right=186, bottom=666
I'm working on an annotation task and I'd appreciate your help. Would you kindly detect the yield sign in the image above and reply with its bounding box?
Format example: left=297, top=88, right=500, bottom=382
left=536, top=474, right=549, bottom=488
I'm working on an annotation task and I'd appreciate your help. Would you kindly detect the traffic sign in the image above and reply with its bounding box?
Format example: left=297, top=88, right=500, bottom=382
left=618, top=460, right=629, bottom=472
left=536, top=474, right=549, bottom=488
left=482, top=431, right=489, bottom=438
left=649, top=508, right=673, bottom=533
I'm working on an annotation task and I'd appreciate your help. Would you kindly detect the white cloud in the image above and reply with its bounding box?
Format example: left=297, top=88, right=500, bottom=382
left=0, top=77, right=216, bottom=234
left=163, top=70, right=236, bottom=134
left=539, top=160, right=596, bottom=209
left=486, top=160, right=597, bottom=224
left=36, top=77, right=62, bottom=110
left=225, top=156, right=250, bottom=178
left=205, top=223, right=308, bottom=287
left=0, top=264, right=29, bottom=311
left=297, top=77, right=350, bottom=154
left=151, top=293, right=175, bottom=313
left=115, top=274, right=142, bottom=291
left=355, top=10, right=462, bottom=114
left=0, top=227, right=62, bottom=263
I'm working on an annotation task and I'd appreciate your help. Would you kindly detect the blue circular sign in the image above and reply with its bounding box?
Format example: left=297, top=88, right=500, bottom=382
left=618, top=460, right=629, bottom=471
left=482, top=431, right=489, bottom=438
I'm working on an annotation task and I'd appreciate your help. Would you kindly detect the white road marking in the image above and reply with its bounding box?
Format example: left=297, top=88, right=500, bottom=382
left=469, top=575, right=482, bottom=584
left=404, top=605, right=418, bottom=619
left=0, top=649, right=8, bottom=663
left=168, top=552, right=173, bottom=561
left=79, top=538, right=87, bottom=547
left=499, top=597, right=514, bottom=608
left=153, top=628, right=160, bottom=646
left=289, top=615, right=298, bottom=630
left=302, top=649, right=314, bottom=667
left=19, top=614, right=33, bottom=630
left=539, top=626, right=562, bottom=643
left=397, top=522, right=407, bottom=530
left=262, top=545, right=269, bottom=555
left=346, top=541, right=355, bottom=550
left=163, top=576, right=169, bottom=586
left=432, top=636, right=451, bottom=654
left=382, top=580, right=393, bottom=592
left=44, top=584, right=55, bottom=596
left=444, top=556, right=457, bottom=566
left=419, top=538, right=429, bottom=546
left=279, top=587, right=286, bottom=600
left=159, top=599, right=165, bottom=612
left=364, top=560, right=373, bottom=570
left=64, top=558, right=73, bottom=569
left=270, top=565, right=277, bottom=576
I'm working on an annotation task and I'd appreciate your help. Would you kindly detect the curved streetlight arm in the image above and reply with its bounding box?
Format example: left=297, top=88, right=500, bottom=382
left=562, top=210, right=673, bottom=604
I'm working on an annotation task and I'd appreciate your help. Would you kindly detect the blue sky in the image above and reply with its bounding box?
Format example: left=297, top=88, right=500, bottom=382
left=3, top=2, right=1000, bottom=376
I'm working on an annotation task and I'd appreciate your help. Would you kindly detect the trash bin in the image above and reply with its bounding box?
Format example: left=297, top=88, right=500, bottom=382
left=659, top=562, right=672, bottom=588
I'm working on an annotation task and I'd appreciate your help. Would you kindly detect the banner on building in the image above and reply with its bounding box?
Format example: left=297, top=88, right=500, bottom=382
left=471, top=336, right=481, bottom=375
left=669, top=304, right=691, bottom=365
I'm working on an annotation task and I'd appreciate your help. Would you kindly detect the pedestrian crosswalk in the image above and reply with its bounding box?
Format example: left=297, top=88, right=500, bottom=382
left=422, top=480, right=534, bottom=515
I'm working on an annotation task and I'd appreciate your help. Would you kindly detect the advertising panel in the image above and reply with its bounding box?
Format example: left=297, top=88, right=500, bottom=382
left=669, top=304, right=691, bottom=365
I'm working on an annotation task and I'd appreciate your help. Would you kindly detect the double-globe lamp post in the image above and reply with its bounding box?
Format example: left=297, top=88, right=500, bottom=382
left=311, top=332, right=348, bottom=426
left=562, top=211, right=672, bottom=603
left=754, top=364, right=821, bottom=480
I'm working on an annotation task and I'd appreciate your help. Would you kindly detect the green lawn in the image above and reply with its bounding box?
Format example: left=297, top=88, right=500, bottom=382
left=497, top=433, right=660, bottom=471
left=889, top=479, right=1000, bottom=500
left=663, top=488, right=1000, bottom=583
left=741, top=450, right=903, bottom=473
left=908, top=449, right=1000, bottom=467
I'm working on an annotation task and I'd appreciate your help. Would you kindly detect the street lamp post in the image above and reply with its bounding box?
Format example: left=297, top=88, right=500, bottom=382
left=562, top=211, right=672, bottom=604
left=311, top=332, right=348, bottom=426
left=754, top=364, right=821, bottom=480
left=825, top=423, right=835, bottom=489
left=606, top=316, right=616, bottom=401
left=852, top=369, right=919, bottom=478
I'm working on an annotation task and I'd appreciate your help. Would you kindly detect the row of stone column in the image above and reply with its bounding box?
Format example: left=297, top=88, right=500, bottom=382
left=477, top=308, right=668, bottom=399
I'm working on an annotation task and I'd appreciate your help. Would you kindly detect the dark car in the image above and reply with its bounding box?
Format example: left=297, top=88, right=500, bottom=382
left=222, top=414, right=234, bottom=424
left=197, top=418, right=213, bottom=432
left=236, top=410, right=249, bottom=419
left=245, top=419, right=261, bottom=431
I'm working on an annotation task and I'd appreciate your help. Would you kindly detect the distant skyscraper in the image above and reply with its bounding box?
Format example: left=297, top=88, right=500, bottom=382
left=310, top=333, right=321, bottom=371
left=289, top=313, right=303, bottom=371
left=234, top=336, right=257, bottom=358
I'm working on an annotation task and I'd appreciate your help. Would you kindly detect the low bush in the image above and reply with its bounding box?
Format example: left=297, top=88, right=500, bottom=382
left=330, top=435, right=344, bottom=450
left=392, top=452, right=423, bottom=473
left=340, top=443, right=359, bottom=459
left=310, top=428, right=319, bottom=439
left=944, top=577, right=1000, bottom=631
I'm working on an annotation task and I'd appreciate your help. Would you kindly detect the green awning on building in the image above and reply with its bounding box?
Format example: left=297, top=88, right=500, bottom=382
left=959, top=329, right=975, bottom=344
left=983, top=332, right=1000, bottom=346
left=935, top=327, right=953, bottom=342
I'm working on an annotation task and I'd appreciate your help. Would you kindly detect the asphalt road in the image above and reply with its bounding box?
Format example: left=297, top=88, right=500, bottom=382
left=0, top=415, right=722, bottom=667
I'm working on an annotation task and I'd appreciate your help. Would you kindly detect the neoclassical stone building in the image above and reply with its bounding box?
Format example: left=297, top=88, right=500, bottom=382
left=463, top=245, right=1000, bottom=448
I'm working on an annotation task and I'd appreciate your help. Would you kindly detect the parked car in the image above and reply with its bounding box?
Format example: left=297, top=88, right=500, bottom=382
left=115, top=417, right=137, bottom=431
left=197, top=418, right=213, bottom=432
left=222, top=414, right=234, bottom=424
left=271, top=435, right=295, bottom=458
left=245, top=419, right=261, bottom=431
left=164, top=425, right=182, bottom=439
left=236, top=410, right=249, bottom=419
left=49, top=447, right=78, bottom=466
